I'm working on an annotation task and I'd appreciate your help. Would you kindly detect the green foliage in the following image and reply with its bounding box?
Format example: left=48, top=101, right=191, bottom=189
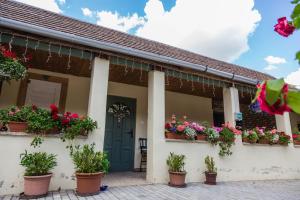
left=205, top=128, right=219, bottom=145
left=0, top=55, right=27, bottom=82
left=204, top=156, right=217, bottom=173
left=27, top=108, right=54, bottom=133
left=265, top=79, right=285, bottom=106
left=61, top=117, right=97, bottom=142
left=296, top=51, right=300, bottom=64
left=166, top=152, right=185, bottom=172
left=287, top=91, right=300, bottom=114
left=291, top=0, right=300, bottom=4
left=218, top=128, right=235, bottom=157
left=0, top=106, right=33, bottom=124
left=71, top=143, right=109, bottom=173
left=30, top=136, right=44, bottom=148
left=20, top=151, right=57, bottom=176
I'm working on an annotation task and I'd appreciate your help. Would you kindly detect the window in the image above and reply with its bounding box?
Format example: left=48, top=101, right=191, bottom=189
left=17, top=73, right=68, bottom=112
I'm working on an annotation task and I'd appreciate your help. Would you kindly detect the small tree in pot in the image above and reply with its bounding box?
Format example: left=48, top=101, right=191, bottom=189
left=71, top=143, right=109, bottom=196
left=204, top=156, right=217, bottom=185
left=20, top=136, right=57, bottom=197
left=166, top=152, right=186, bottom=187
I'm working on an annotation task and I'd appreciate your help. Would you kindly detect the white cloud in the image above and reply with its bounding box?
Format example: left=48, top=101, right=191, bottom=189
left=264, top=65, right=278, bottom=71
left=57, top=0, right=65, bottom=5
left=15, top=0, right=62, bottom=13
left=264, top=56, right=286, bottom=65
left=263, top=55, right=286, bottom=71
left=286, top=68, right=300, bottom=88
left=134, top=0, right=261, bottom=62
left=82, top=8, right=93, bottom=17
left=96, top=11, right=145, bottom=32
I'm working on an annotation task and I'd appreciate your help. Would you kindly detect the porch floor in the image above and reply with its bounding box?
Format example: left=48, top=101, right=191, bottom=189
left=102, top=172, right=148, bottom=187
left=2, top=180, right=300, bottom=200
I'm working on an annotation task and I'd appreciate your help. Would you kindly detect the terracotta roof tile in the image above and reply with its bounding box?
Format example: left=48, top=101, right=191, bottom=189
left=0, top=0, right=273, bottom=81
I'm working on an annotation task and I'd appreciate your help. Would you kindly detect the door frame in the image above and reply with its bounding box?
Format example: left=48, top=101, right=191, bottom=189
left=104, top=95, right=137, bottom=171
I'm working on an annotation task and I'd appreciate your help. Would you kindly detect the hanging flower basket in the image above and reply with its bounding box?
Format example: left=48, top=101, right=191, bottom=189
left=0, top=46, right=28, bottom=82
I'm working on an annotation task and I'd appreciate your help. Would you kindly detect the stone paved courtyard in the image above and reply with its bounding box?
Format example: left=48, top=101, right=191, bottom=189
left=1, top=180, right=300, bottom=200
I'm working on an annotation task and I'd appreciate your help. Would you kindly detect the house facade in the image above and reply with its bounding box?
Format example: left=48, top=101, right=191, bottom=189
left=0, top=0, right=300, bottom=195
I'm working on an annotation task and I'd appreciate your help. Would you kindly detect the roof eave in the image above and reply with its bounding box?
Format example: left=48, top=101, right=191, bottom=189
left=0, top=17, right=259, bottom=85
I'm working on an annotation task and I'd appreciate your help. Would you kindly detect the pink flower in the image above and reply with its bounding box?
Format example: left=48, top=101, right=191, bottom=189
left=270, top=129, right=277, bottom=134
left=274, top=17, right=295, bottom=37
left=183, top=121, right=190, bottom=126
left=177, top=125, right=186, bottom=132
left=8, top=111, right=15, bottom=116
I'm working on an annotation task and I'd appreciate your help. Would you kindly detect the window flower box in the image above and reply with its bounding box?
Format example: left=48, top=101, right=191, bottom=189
left=8, top=121, right=28, bottom=132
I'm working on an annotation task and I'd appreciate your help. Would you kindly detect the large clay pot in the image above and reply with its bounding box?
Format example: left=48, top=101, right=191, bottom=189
left=8, top=121, right=28, bottom=132
left=76, top=172, right=104, bottom=196
left=168, top=171, right=186, bottom=187
left=294, top=140, right=300, bottom=145
left=204, top=171, right=217, bottom=185
left=24, top=174, right=52, bottom=197
left=196, top=134, right=207, bottom=141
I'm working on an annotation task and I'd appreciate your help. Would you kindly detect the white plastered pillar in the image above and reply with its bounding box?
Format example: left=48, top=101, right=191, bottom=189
left=87, top=57, right=110, bottom=151
left=146, top=70, right=165, bottom=183
left=223, top=87, right=240, bottom=126
left=276, top=112, right=292, bottom=136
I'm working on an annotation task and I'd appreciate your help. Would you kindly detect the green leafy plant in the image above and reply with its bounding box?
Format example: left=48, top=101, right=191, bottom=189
left=218, top=128, right=235, bottom=157
left=20, top=136, right=57, bottom=176
left=166, top=152, right=185, bottom=172
left=27, top=107, right=55, bottom=133
left=61, top=117, right=97, bottom=142
left=205, top=128, right=219, bottom=145
left=71, top=143, right=109, bottom=173
left=204, top=156, right=217, bottom=173
left=0, top=106, right=33, bottom=124
left=0, top=47, right=27, bottom=82
left=278, top=132, right=291, bottom=145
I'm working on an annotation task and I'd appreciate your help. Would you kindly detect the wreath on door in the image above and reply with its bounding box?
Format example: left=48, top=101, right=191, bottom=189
left=108, top=103, right=131, bottom=123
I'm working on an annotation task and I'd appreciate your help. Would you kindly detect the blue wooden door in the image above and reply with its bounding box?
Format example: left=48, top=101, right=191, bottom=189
left=104, top=96, right=136, bottom=172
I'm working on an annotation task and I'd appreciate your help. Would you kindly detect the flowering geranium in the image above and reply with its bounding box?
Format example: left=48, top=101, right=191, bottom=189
left=274, top=17, right=295, bottom=37
left=190, top=122, right=206, bottom=134
left=222, top=122, right=241, bottom=135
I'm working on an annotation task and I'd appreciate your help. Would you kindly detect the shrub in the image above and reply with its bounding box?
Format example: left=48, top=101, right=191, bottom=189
left=71, top=144, right=109, bottom=173
left=20, top=136, right=57, bottom=176
left=204, top=156, right=217, bottom=173
left=166, top=152, right=185, bottom=172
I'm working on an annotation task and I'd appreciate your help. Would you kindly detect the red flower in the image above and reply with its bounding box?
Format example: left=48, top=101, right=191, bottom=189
left=71, top=113, right=79, bottom=119
left=1, top=49, right=17, bottom=59
left=64, top=112, right=71, bottom=117
left=165, top=123, right=172, bottom=129
left=274, top=17, right=295, bottom=37
left=31, top=105, right=37, bottom=111
left=52, top=113, right=59, bottom=120
left=50, top=104, right=58, bottom=114
left=62, top=118, right=70, bottom=125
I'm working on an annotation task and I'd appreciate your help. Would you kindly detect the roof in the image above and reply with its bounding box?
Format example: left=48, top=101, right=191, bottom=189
left=0, top=0, right=273, bottom=82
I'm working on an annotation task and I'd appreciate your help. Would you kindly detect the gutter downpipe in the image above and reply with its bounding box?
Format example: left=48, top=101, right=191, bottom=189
left=0, top=17, right=259, bottom=85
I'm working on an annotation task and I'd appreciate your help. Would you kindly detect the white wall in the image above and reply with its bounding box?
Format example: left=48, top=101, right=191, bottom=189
left=150, top=137, right=300, bottom=184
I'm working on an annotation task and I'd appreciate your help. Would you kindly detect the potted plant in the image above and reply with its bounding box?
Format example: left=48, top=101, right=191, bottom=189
left=204, top=156, right=217, bottom=185
left=242, top=129, right=259, bottom=144
left=205, top=127, right=220, bottom=145
left=20, top=136, right=57, bottom=197
left=71, top=143, right=109, bottom=196
left=0, top=106, right=33, bottom=132
left=166, top=152, right=186, bottom=187
left=278, top=132, right=291, bottom=146
left=27, top=105, right=55, bottom=134
left=293, top=130, right=300, bottom=145
left=165, top=115, right=187, bottom=139
left=190, top=122, right=206, bottom=140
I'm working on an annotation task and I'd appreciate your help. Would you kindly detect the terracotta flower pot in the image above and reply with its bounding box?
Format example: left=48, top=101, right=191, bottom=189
left=258, top=138, right=269, bottom=144
left=168, top=171, right=186, bottom=187
left=205, top=171, right=217, bottom=185
left=242, top=137, right=249, bottom=143
left=76, top=172, right=104, bottom=196
left=196, top=134, right=207, bottom=141
left=165, top=132, right=185, bottom=140
left=294, top=140, right=300, bottom=145
left=46, top=127, right=60, bottom=135
left=24, top=173, right=52, bottom=197
left=8, top=121, right=28, bottom=132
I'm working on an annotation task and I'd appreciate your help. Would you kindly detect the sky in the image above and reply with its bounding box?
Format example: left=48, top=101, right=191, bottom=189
left=15, top=0, right=300, bottom=86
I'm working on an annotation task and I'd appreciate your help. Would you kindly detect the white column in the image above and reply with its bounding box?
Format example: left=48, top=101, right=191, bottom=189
left=223, top=87, right=240, bottom=127
left=276, top=112, right=292, bottom=135
left=147, top=70, right=165, bottom=182
left=87, top=57, right=110, bottom=151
